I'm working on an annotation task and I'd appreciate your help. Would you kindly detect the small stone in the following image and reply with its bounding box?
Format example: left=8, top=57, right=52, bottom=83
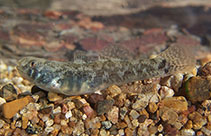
left=131, top=119, right=139, bottom=127
left=148, top=102, right=158, bottom=113
left=185, top=76, right=211, bottom=103
left=120, top=107, right=128, bottom=120
left=53, top=106, right=61, bottom=114
left=189, top=111, right=207, bottom=129
left=125, top=128, right=133, bottom=136
left=102, top=121, right=112, bottom=129
left=117, top=122, right=127, bottom=129
left=202, top=127, right=211, bottom=136
left=118, top=129, right=125, bottom=136
left=0, top=97, right=6, bottom=106
left=85, top=117, right=101, bottom=129
left=160, top=96, right=188, bottom=112
left=83, top=105, right=95, bottom=118
left=39, top=106, right=53, bottom=114
left=107, top=106, right=119, bottom=124
left=72, top=120, right=84, bottom=135
left=132, top=95, right=149, bottom=110
left=97, top=99, right=114, bottom=115
left=159, top=86, right=174, bottom=99
left=22, top=116, right=28, bottom=129
left=72, top=99, right=84, bottom=109
left=15, top=121, right=22, bottom=128
left=65, top=111, right=72, bottom=119
left=159, top=107, right=178, bottom=125
left=82, top=114, right=87, bottom=120
left=0, top=119, right=5, bottom=128
left=12, top=77, right=23, bottom=85
left=45, top=119, right=54, bottom=127
left=199, top=61, right=211, bottom=76
left=87, top=94, right=104, bottom=104
left=61, top=120, right=68, bottom=126
left=129, top=110, right=140, bottom=119
left=61, top=125, right=73, bottom=134
left=0, top=83, right=18, bottom=101
left=180, top=129, right=195, bottom=136
left=160, top=73, right=184, bottom=92
left=138, top=115, right=147, bottom=123
left=47, top=92, right=63, bottom=102
left=107, top=85, right=122, bottom=97
left=67, top=101, right=75, bottom=110
left=158, top=124, right=163, bottom=132
left=2, top=96, right=34, bottom=119
left=45, top=126, right=54, bottom=134
left=185, top=120, right=193, bottom=129
left=26, top=124, right=40, bottom=134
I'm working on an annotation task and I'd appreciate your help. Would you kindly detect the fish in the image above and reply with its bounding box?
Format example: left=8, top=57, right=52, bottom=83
left=16, top=45, right=195, bottom=96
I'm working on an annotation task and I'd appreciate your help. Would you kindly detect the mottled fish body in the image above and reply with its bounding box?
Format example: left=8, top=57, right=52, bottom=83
left=16, top=45, right=195, bottom=95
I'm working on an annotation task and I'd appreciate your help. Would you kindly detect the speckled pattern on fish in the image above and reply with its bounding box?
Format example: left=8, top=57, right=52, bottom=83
left=16, top=45, right=195, bottom=95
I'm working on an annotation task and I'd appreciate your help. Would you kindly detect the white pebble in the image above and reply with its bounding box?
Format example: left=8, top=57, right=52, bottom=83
left=45, top=126, right=54, bottom=133
left=15, top=120, right=22, bottom=128
left=65, top=111, right=72, bottom=119
left=12, top=77, right=23, bottom=84
left=0, top=119, right=5, bottom=128
left=0, top=97, right=6, bottom=106
left=60, top=120, right=67, bottom=126
left=82, top=114, right=87, bottom=120
left=181, top=129, right=195, bottom=136
left=159, top=86, right=174, bottom=99
left=118, top=129, right=125, bottom=136
left=53, top=106, right=61, bottom=114
left=42, top=115, right=49, bottom=122
left=45, top=119, right=54, bottom=127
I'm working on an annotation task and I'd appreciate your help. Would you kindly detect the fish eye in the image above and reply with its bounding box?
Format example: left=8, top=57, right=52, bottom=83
left=30, top=61, right=35, bottom=67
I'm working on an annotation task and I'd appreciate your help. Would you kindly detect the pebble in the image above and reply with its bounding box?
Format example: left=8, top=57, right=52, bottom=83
left=159, top=107, right=178, bottom=126
left=53, top=106, right=61, bottom=114
left=180, top=129, right=195, bottom=136
left=0, top=97, right=6, bottom=106
left=148, top=102, right=158, bottom=113
left=0, top=119, right=5, bottom=128
left=67, top=101, right=75, bottom=110
left=120, top=107, right=128, bottom=120
left=159, top=96, right=188, bottom=112
left=82, top=105, right=95, bottom=118
left=107, top=106, right=119, bottom=124
left=129, top=110, right=140, bottom=119
left=160, top=73, right=184, bottom=92
left=60, top=120, right=68, bottom=126
left=48, top=92, right=63, bottom=102
left=45, top=119, right=54, bottom=127
left=159, top=86, right=175, bottom=99
left=45, top=126, right=54, bottom=134
left=132, top=94, right=149, bottom=110
left=65, top=111, right=72, bottom=119
left=185, top=76, right=211, bottom=103
left=199, top=61, right=211, bottom=76
left=0, top=83, right=18, bottom=101
left=97, top=99, right=114, bottom=115
left=188, top=111, right=207, bottom=129
left=2, top=96, right=34, bottom=119
left=201, top=127, right=211, bottom=135
left=107, top=85, right=122, bottom=97
left=72, top=120, right=84, bottom=135
left=131, top=119, right=139, bottom=127
left=102, top=121, right=112, bottom=129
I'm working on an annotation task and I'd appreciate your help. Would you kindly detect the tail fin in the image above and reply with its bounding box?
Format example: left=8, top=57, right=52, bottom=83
left=158, top=44, right=196, bottom=73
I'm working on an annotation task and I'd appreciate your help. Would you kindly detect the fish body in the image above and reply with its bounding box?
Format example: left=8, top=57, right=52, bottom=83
left=16, top=45, right=195, bottom=95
